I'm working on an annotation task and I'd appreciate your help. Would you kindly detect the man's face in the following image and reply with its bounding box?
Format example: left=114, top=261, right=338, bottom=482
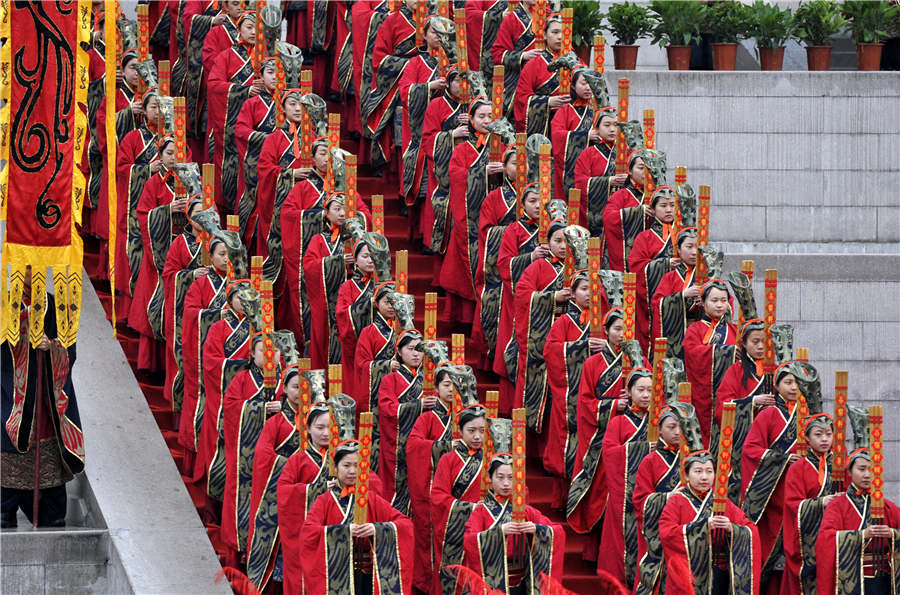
left=546, top=22, right=563, bottom=52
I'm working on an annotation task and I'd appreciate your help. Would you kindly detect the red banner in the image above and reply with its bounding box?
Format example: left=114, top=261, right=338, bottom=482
left=1, top=0, right=89, bottom=347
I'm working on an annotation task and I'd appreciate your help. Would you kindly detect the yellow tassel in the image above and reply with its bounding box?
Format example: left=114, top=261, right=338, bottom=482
left=104, top=0, right=118, bottom=333
left=28, top=268, right=46, bottom=348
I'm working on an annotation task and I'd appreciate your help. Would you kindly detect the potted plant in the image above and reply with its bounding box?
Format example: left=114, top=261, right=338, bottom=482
left=841, top=0, right=900, bottom=70
left=562, top=1, right=605, bottom=65
left=794, top=0, right=846, bottom=71
left=604, top=2, right=654, bottom=70
left=649, top=0, right=707, bottom=70
left=706, top=0, right=752, bottom=70
left=748, top=1, right=795, bottom=70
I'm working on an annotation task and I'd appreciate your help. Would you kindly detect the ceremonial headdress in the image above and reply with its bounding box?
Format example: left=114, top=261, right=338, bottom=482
left=848, top=405, right=870, bottom=467
left=700, top=279, right=729, bottom=301
left=487, top=417, right=513, bottom=469
left=676, top=226, right=698, bottom=247
left=626, top=367, right=653, bottom=391
left=804, top=412, right=834, bottom=436
left=650, top=186, right=676, bottom=208
left=457, top=404, right=487, bottom=428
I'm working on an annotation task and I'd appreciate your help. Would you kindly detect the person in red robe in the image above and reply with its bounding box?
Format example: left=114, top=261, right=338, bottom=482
left=352, top=0, right=390, bottom=156
left=246, top=364, right=302, bottom=592
left=336, top=241, right=377, bottom=405
left=713, top=320, right=774, bottom=502
left=628, top=186, right=677, bottom=355
left=816, top=448, right=900, bottom=595
left=398, top=18, right=443, bottom=241
left=201, top=0, right=241, bottom=76
left=439, top=99, right=504, bottom=327
left=514, top=16, right=572, bottom=136
left=492, top=188, right=541, bottom=415
left=462, top=454, right=567, bottom=592
left=650, top=227, right=702, bottom=358
left=162, top=199, right=205, bottom=410
left=353, top=282, right=398, bottom=418
left=84, top=12, right=111, bottom=241
left=474, top=147, right=519, bottom=370
left=206, top=10, right=259, bottom=214
left=129, top=135, right=180, bottom=372
left=740, top=361, right=805, bottom=591
left=602, top=153, right=647, bottom=272
left=431, top=405, right=487, bottom=595
left=513, top=219, right=568, bottom=433
left=406, top=366, right=455, bottom=592
left=597, top=368, right=652, bottom=585
left=573, top=107, right=629, bottom=238
left=221, top=334, right=283, bottom=565
left=633, top=404, right=686, bottom=595
left=541, top=271, right=603, bottom=509
left=566, top=309, right=627, bottom=560
left=682, top=280, right=738, bottom=446
left=277, top=402, right=333, bottom=595
left=195, top=288, right=252, bottom=487
left=299, top=441, right=415, bottom=594
left=550, top=68, right=595, bottom=200
left=363, top=0, right=418, bottom=173
left=659, top=453, right=761, bottom=595
left=303, top=194, right=352, bottom=369
left=780, top=413, right=835, bottom=595
left=491, top=0, right=543, bottom=120
left=467, top=1, right=507, bottom=78
left=376, top=330, right=425, bottom=514
left=178, top=241, right=230, bottom=471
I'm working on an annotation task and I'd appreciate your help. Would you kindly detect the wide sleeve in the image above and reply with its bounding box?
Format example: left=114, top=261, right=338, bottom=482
left=335, top=281, right=357, bottom=344
left=299, top=494, right=349, bottom=594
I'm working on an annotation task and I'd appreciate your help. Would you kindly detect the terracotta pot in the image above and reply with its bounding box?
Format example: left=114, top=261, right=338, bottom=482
left=612, top=45, right=639, bottom=70
left=857, top=42, right=884, bottom=71
left=666, top=45, right=691, bottom=70
left=573, top=44, right=591, bottom=65
left=758, top=46, right=785, bottom=71
left=805, top=45, right=832, bottom=71
left=711, top=42, right=738, bottom=70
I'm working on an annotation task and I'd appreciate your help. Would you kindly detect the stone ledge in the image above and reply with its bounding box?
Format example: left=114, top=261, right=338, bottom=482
left=723, top=252, right=900, bottom=280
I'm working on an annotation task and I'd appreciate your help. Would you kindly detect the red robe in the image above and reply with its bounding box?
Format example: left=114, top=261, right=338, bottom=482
left=550, top=101, right=593, bottom=200
left=206, top=44, right=253, bottom=213
left=431, top=445, right=484, bottom=595
left=628, top=225, right=672, bottom=355
left=780, top=454, right=830, bottom=595
left=659, top=488, right=761, bottom=595
left=421, top=92, right=462, bottom=254
left=513, top=51, right=564, bottom=135
left=178, top=273, right=227, bottom=453
left=573, top=142, right=616, bottom=233
left=277, top=447, right=330, bottom=595
left=350, top=1, right=387, bottom=147
left=234, top=92, right=276, bottom=240
left=398, top=53, right=438, bottom=207
left=302, top=232, right=346, bottom=369
left=406, top=401, right=452, bottom=592
left=633, top=445, right=681, bottom=587
left=439, top=139, right=489, bottom=310
left=129, top=171, right=175, bottom=369
left=353, top=315, right=396, bottom=415
left=201, top=20, right=238, bottom=75
left=682, top=317, right=738, bottom=446
left=94, top=87, right=133, bottom=242
left=602, top=184, right=645, bottom=272
left=715, top=360, right=763, bottom=427
left=815, top=489, right=900, bottom=595
left=650, top=265, right=698, bottom=347
left=376, top=365, right=423, bottom=510
left=162, top=234, right=202, bottom=406
left=598, top=409, right=648, bottom=583
left=491, top=5, right=539, bottom=118
left=299, top=489, right=414, bottom=595
left=196, top=314, right=251, bottom=482
left=740, top=403, right=799, bottom=570
left=256, top=129, right=301, bottom=257
left=336, top=275, right=374, bottom=404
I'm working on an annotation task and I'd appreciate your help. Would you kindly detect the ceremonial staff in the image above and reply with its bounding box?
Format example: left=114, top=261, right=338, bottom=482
left=354, top=412, right=375, bottom=523
left=831, top=370, right=849, bottom=491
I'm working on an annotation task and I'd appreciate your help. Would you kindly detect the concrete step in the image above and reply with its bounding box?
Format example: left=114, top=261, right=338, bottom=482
left=1, top=530, right=109, bottom=595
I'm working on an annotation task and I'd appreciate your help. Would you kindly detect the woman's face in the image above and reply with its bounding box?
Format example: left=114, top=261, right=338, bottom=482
left=548, top=228, right=567, bottom=260
left=606, top=318, right=624, bottom=346
left=284, top=375, right=300, bottom=406
left=160, top=143, right=176, bottom=169
left=573, top=280, right=590, bottom=309
left=523, top=192, right=541, bottom=220
left=251, top=341, right=265, bottom=367
left=678, top=237, right=697, bottom=266
left=436, top=375, right=454, bottom=403
left=284, top=97, right=303, bottom=123
left=262, top=65, right=276, bottom=90
left=687, top=460, right=714, bottom=493
left=313, top=145, right=329, bottom=172
left=461, top=416, right=485, bottom=450
left=325, top=202, right=346, bottom=227
left=123, top=58, right=139, bottom=87
left=336, top=452, right=358, bottom=487
left=355, top=245, right=375, bottom=274
left=238, top=18, right=255, bottom=44
left=471, top=104, right=492, bottom=134
left=307, top=412, right=331, bottom=449
left=449, top=76, right=460, bottom=98
left=629, top=376, right=653, bottom=410
left=849, top=458, right=872, bottom=490
left=597, top=115, right=617, bottom=143
left=230, top=293, right=245, bottom=315
left=654, top=196, right=676, bottom=224
left=545, top=21, right=563, bottom=53
left=629, top=158, right=645, bottom=186
left=742, top=330, right=767, bottom=361
left=376, top=295, right=395, bottom=319
left=210, top=243, right=229, bottom=272
left=574, top=74, right=592, bottom=101
left=659, top=417, right=682, bottom=447
left=144, top=95, right=159, bottom=124
left=491, top=464, right=514, bottom=497
left=776, top=373, right=798, bottom=401
left=399, top=339, right=423, bottom=368
left=188, top=205, right=203, bottom=233
left=504, top=157, right=518, bottom=179
left=703, top=288, right=730, bottom=320
left=424, top=25, right=440, bottom=50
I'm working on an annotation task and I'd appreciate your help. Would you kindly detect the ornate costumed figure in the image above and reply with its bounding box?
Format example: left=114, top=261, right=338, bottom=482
left=651, top=228, right=701, bottom=359
left=491, top=0, right=543, bottom=120
left=602, top=153, right=646, bottom=273
left=573, top=107, right=626, bottom=238
left=336, top=240, right=378, bottom=402
left=354, top=283, right=400, bottom=418
left=550, top=68, right=600, bottom=200
left=513, top=15, right=570, bottom=136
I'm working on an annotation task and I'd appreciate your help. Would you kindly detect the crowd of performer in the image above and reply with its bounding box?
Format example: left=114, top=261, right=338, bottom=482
left=5, top=1, right=890, bottom=594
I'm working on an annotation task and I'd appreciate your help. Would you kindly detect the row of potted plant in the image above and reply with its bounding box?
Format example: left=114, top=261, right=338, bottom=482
left=569, top=0, right=900, bottom=71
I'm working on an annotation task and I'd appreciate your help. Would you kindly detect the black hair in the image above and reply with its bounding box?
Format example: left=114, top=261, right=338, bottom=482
left=396, top=332, right=421, bottom=353
left=458, top=408, right=486, bottom=430
left=488, top=458, right=512, bottom=478
left=435, top=368, right=451, bottom=386
left=603, top=309, right=623, bottom=331
left=306, top=406, right=329, bottom=427
left=571, top=277, right=589, bottom=292
left=333, top=446, right=357, bottom=466
left=676, top=230, right=697, bottom=248
left=701, top=281, right=729, bottom=302
left=570, top=69, right=586, bottom=102
left=626, top=369, right=652, bottom=391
